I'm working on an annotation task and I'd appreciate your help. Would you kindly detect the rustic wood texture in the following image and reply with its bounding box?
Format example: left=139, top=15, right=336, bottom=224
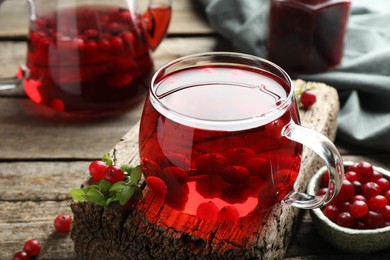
left=70, top=81, right=339, bottom=259
left=0, top=0, right=389, bottom=259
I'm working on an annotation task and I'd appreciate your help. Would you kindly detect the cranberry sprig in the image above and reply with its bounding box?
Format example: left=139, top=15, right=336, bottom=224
left=70, top=154, right=143, bottom=207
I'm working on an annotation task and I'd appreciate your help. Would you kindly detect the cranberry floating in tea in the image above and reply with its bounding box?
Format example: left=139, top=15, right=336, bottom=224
left=267, top=0, right=351, bottom=74
left=15, top=0, right=171, bottom=114
left=139, top=52, right=344, bottom=224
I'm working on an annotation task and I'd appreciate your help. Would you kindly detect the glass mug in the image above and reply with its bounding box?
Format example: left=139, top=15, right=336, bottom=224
left=0, top=0, right=171, bottom=114
left=139, top=52, right=344, bottom=221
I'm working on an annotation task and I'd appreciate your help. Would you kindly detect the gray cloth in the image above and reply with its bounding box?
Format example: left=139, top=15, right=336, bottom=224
left=199, top=0, right=390, bottom=152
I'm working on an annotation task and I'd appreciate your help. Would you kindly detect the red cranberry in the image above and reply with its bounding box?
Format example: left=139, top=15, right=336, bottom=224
left=54, top=214, right=72, bottom=233
left=88, top=160, right=107, bottom=181
left=376, top=178, right=390, bottom=193
left=225, top=147, right=256, bottom=166
left=196, top=153, right=227, bottom=175
left=336, top=212, right=355, bottom=228
left=323, top=205, right=340, bottom=222
left=221, top=165, right=250, bottom=185
left=363, top=211, right=385, bottom=229
left=300, top=90, right=317, bottom=109
left=13, top=251, right=30, bottom=260
left=196, top=201, right=219, bottom=221
left=23, top=239, right=41, bottom=257
left=217, top=206, right=240, bottom=224
left=363, top=182, right=382, bottom=198
left=103, top=165, right=124, bottom=184
left=368, top=195, right=388, bottom=211
left=349, top=200, right=369, bottom=219
left=355, top=162, right=374, bottom=183
left=334, top=179, right=355, bottom=202
left=345, top=171, right=359, bottom=182
left=145, top=176, right=167, bottom=199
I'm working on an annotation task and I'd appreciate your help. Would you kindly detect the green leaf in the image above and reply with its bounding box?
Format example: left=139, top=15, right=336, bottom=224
left=84, top=189, right=106, bottom=206
left=118, top=186, right=135, bottom=205
left=121, top=164, right=134, bottom=173
left=83, top=185, right=98, bottom=194
left=130, top=165, right=143, bottom=185
left=97, top=179, right=112, bottom=193
left=70, top=189, right=85, bottom=201
left=102, top=153, right=113, bottom=166
left=109, top=181, right=126, bottom=192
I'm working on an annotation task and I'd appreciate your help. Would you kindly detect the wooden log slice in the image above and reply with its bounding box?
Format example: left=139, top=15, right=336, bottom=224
left=71, top=80, right=340, bottom=259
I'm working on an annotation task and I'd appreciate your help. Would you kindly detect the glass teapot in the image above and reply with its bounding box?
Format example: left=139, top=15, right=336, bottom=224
left=2, top=0, right=172, bottom=115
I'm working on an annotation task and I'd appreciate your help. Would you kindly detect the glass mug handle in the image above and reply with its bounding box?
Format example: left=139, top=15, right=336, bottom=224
left=282, top=121, right=344, bottom=209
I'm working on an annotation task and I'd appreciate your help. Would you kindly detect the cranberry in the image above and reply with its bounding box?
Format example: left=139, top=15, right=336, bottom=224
left=88, top=160, right=107, bottom=181
left=196, top=153, right=227, bottom=175
left=352, top=194, right=367, bottom=202
left=323, top=205, right=340, bottom=222
left=244, top=157, right=268, bottom=178
left=338, top=201, right=351, bottom=212
left=371, top=170, right=383, bottom=182
left=363, top=211, right=385, bottom=229
left=54, top=214, right=72, bottom=233
left=23, top=239, right=41, bottom=257
left=103, top=165, right=124, bottom=184
left=380, top=205, right=390, bottom=220
left=196, top=175, right=224, bottom=199
left=355, top=162, right=374, bottom=183
left=362, top=182, right=382, bottom=198
left=352, top=181, right=363, bottom=195
left=84, top=41, right=98, bottom=52
left=84, top=29, right=99, bottom=39
left=334, top=179, right=355, bottom=202
left=345, top=171, right=359, bottom=182
left=145, top=176, right=167, bottom=199
left=161, top=166, right=189, bottom=182
left=321, top=171, right=330, bottom=186
left=368, top=195, right=388, bottom=211
left=13, top=251, right=30, bottom=260
left=316, top=187, right=328, bottom=196
left=220, top=185, right=249, bottom=204
left=196, top=201, right=219, bottom=221
left=221, top=165, right=250, bottom=185
left=375, top=178, right=390, bottom=193
left=217, top=206, right=240, bottom=224
left=384, top=190, right=390, bottom=202
left=336, top=212, right=354, bottom=228
left=98, top=39, right=111, bottom=51
left=349, top=200, right=369, bottom=219
left=300, top=90, right=316, bottom=109
left=225, top=147, right=256, bottom=166
left=110, top=36, right=123, bottom=52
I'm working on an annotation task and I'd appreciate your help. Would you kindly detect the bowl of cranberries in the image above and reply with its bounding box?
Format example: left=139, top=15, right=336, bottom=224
left=307, top=161, right=390, bottom=253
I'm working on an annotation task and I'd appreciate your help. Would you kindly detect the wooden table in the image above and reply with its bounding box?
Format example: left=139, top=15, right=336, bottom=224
left=0, top=0, right=389, bottom=259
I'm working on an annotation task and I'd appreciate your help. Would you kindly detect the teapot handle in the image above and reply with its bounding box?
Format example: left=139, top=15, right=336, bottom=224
left=142, top=0, right=172, bottom=51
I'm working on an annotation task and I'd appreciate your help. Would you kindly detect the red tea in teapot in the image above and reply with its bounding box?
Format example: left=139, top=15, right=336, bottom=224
left=139, top=65, right=303, bottom=220
left=24, top=4, right=171, bottom=114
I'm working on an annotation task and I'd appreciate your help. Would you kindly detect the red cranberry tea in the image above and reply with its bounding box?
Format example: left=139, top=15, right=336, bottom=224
left=139, top=64, right=303, bottom=221
left=24, top=4, right=170, bottom=114
left=268, top=0, right=351, bottom=74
